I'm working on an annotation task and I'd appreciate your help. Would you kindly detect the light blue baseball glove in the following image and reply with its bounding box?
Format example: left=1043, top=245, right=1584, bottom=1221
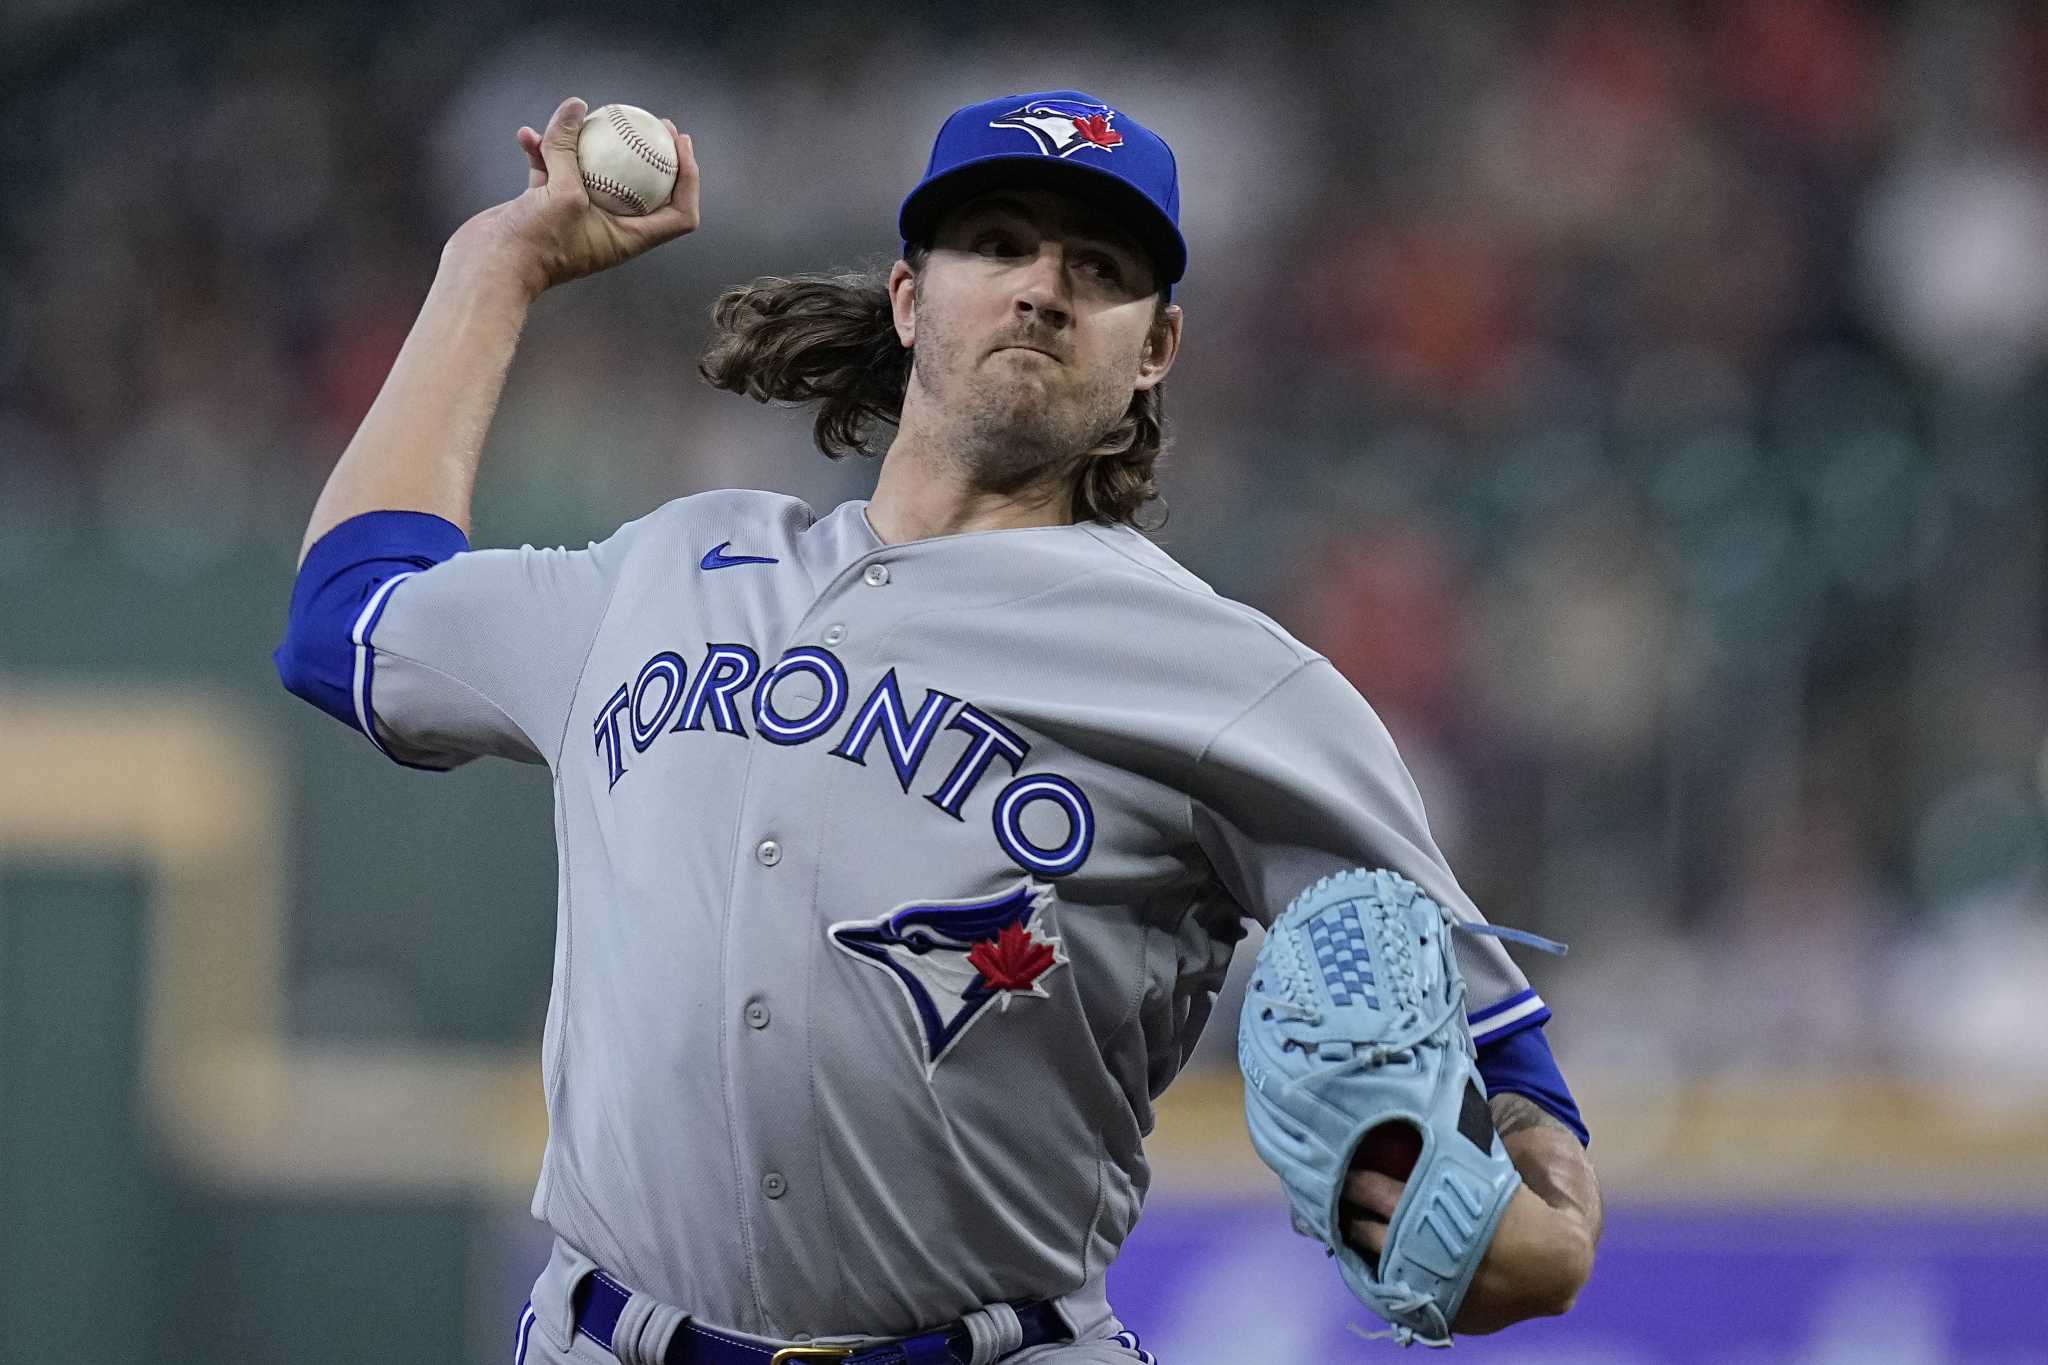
left=1237, top=868, right=1561, bottom=1347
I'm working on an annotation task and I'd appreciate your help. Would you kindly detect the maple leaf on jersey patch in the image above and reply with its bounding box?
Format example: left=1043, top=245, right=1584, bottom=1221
left=968, top=920, right=1061, bottom=996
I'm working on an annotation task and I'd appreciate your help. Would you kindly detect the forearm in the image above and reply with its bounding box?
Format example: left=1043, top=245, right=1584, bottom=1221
left=296, top=94, right=701, bottom=566
left=1495, top=1092, right=1604, bottom=1247
left=1454, top=1095, right=1601, bottom=1333
left=297, top=234, right=538, bottom=566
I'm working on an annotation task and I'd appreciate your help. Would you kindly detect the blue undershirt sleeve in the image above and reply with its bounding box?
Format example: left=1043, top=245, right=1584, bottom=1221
left=1475, top=1020, right=1589, bottom=1146
left=277, top=507, right=629, bottom=770
left=273, top=511, right=471, bottom=761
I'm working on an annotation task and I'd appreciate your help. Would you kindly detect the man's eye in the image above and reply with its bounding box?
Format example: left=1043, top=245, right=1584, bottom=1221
left=975, top=232, right=1019, bottom=254
left=1082, top=255, right=1122, bottom=282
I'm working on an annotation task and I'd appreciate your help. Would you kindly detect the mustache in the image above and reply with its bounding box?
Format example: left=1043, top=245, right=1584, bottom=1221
left=991, top=329, right=1069, bottom=360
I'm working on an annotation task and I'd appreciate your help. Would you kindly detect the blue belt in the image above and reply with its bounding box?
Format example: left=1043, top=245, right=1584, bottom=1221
left=573, top=1268, right=1068, bottom=1365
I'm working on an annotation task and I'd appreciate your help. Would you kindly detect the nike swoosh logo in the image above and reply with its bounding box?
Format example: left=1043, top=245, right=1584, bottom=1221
left=701, top=541, right=780, bottom=570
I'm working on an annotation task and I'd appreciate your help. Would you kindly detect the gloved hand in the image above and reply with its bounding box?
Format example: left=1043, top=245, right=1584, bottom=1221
left=1239, top=868, right=1549, bottom=1347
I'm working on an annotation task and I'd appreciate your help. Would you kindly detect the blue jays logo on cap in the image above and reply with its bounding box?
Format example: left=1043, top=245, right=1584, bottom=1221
left=899, top=88, right=1188, bottom=289
left=830, top=878, right=1068, bottom=1075
left=988, top=98, right=1127, bottom=159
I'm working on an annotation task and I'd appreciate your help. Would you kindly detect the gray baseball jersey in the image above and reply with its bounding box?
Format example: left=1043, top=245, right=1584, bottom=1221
left=354, top=490, right=1537, bottom=1340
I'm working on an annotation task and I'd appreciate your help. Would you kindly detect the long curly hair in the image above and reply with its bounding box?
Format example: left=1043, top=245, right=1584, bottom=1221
left=697, top=247, right=1170, bottom=530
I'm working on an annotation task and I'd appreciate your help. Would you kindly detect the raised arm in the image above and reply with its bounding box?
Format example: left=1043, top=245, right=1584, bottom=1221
left=297, top=97, right=700, bottom=566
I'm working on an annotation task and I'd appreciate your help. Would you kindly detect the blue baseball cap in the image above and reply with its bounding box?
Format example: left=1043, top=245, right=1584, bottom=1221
left=899, top=90, right=1186, bottom=293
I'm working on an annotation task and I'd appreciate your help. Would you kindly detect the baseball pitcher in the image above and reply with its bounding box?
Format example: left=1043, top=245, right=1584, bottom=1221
left=276, top=90, right=1601, bottom=1362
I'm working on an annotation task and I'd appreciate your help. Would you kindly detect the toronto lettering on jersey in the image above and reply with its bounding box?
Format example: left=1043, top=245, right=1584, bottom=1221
left=592, top=643, right=1095, bottom=877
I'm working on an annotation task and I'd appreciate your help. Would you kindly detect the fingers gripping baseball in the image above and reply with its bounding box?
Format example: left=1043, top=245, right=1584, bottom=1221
left=479, top=97, right=700, bottom=295
left=1341, top=1168, right=1402, bottom=1256
left=537, top=96, right=587, bottom=192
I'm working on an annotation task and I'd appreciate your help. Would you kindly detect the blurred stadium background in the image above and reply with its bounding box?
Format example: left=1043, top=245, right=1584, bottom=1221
left=5, top=0, right=2048, bottom=1360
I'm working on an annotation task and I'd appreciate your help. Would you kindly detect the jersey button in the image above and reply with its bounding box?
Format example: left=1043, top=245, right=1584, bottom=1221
left=744, top=999, right=770, bottom=1029
left=761, top=1172, right=787, bottom=1199
left=822, top=624, right=847, bottom=646
left=756, top=839, right=782, bottom=866
left=862, top=563, right=890, bottom=587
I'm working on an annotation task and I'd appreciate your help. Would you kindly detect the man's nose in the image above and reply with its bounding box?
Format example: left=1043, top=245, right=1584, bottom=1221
left=1013, top=245, right=1073, bottom=329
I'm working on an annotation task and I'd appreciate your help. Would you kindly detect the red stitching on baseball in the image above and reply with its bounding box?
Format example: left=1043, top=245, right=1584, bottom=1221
left=605, top=106, right=676, bottom=175
left=583, top=171, right=650, bottom=214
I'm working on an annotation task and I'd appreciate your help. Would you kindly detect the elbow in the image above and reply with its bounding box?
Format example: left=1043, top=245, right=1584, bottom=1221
left=273, top=514, right=467, bottom=739
left=1452, top=1201, right=1596, bottom=1336
left=1485, top=1257, right=1588, bottom=1331
left=1502, top=1213, right=1597, bottom=1327
left=273, top=634, right=315, bottom=702
left=272, top=588, right=359, bottom=727
left=1541, top=1222, right=1597, bottom=1319
left=272, top=625, right=341, bottom=714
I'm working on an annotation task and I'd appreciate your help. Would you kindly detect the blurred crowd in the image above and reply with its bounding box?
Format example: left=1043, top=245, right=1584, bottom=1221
left=5, top=0, right=2046, bottom=1096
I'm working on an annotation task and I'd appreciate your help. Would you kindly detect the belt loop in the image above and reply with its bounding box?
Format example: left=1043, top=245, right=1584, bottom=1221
left=959, top=1303, right=1023, bottom=1365
left=1048, top=1280, right=1114, bottom=1342
left=609, top=1289, right=688, bottom=1365
left=535, top=1238, right=600, bottom=1352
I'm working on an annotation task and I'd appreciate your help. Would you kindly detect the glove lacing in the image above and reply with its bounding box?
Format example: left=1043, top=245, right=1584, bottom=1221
left=1347, top=1291, right=1453, bottom=1349
left=1248, top=919, right=1565, bottom=1089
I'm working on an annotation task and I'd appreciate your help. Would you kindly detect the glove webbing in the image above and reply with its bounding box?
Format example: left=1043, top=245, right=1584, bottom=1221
left=1248, top=919, right=1567, bottom=1089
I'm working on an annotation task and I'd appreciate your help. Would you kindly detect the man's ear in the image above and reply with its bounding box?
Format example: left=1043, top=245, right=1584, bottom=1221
left=889, top=260, right=917, bottom=348
left=1133, top=303, right=1182, bottom=393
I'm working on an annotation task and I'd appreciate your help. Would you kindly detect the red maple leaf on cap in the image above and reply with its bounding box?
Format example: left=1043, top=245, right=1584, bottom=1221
left=1071, top=114, right=1124, bottom=148
left=968, top=921, right=1060, bottom=993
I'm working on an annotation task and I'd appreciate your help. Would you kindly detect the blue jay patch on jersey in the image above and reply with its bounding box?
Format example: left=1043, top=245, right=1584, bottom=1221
left=830, top=878, right=1068, bottom=1075
left=989, top=99, right=1126, bottom=158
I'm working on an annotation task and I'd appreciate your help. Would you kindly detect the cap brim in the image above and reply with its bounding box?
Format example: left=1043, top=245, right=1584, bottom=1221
left=899, top=153, right=1186, bottom=288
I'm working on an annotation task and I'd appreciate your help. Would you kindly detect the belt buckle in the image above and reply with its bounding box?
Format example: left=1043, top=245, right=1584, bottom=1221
left=768, top=1346, right=856, bottom=1364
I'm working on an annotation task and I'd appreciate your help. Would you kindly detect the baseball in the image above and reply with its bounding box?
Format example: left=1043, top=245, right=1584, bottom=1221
left=576, top=103, right=678, bottom=216
left=1352, top=1121, right=1422, bottom=1182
